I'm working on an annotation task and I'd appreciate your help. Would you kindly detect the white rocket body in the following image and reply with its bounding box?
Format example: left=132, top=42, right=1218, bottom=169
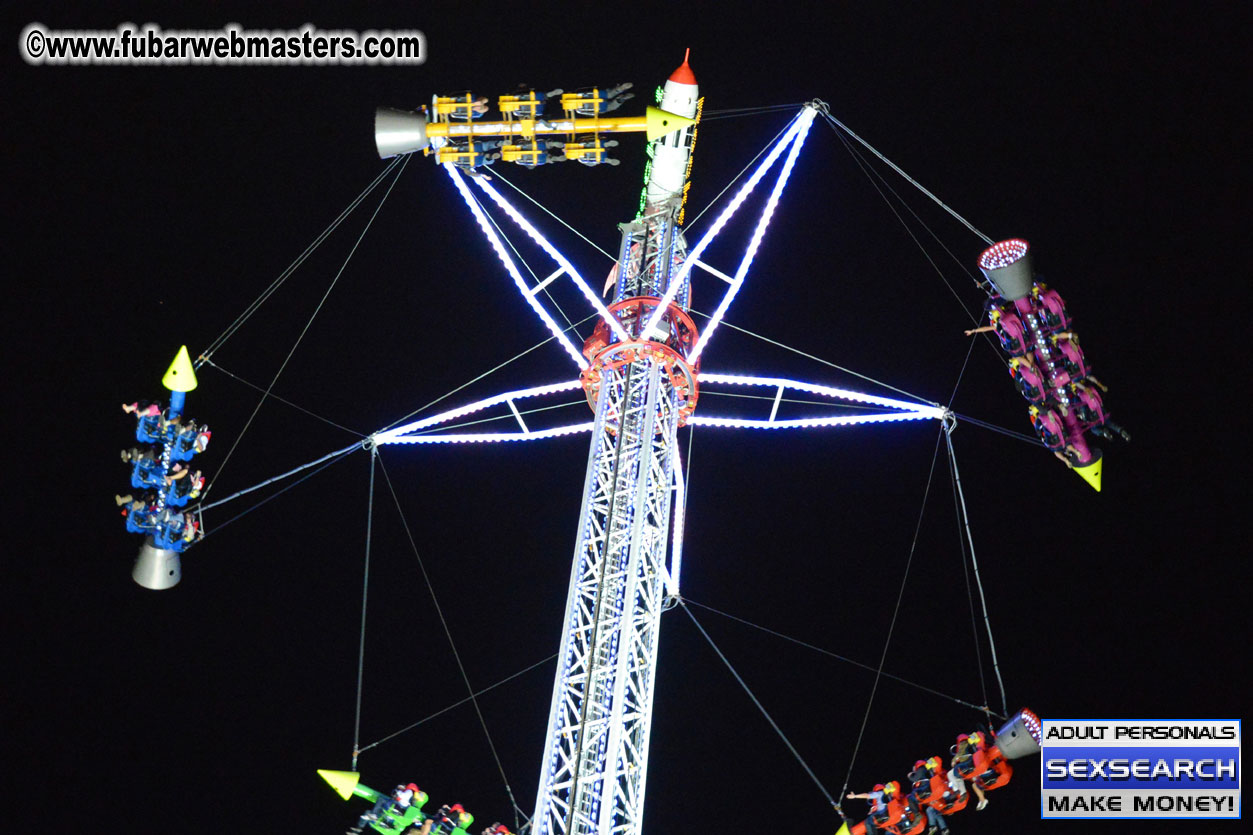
left=645, top=56, right=699, bottom=208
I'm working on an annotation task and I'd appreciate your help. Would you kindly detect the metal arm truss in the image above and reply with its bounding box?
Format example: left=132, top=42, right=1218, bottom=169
left=425, top=103, right=877, bottom=835
left=370, top=373, right=942, bottom=446
left=642, top=106, right=818, bottom=361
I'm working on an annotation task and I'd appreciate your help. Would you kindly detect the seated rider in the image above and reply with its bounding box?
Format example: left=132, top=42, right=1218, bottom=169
left=122, top=401, right=162, bottom=418
left=1008, top=356, right=1046, bottom=404
left=134, top=409, right=180, bottom=444
left=119, top=494, right=159, bottom=534
left=451, top=140, right=502, bottom=170
left=120, top=447, right=157, bottom=464
left=911, top=757, right=953, bottom=833
left=171, top=422, right=211, bottom=462
left=1050, top=331, right=1088, bottom=379
left=951, top=735, right=990, bottom=810
left=570, top=82, right=634, bottom=115
left=571, top=136, right=620, bottom=167
left=847, top=782, right=904, bottom=830
left=934, top=755, right=971, bottom=815
left=965, top=305, right=1027, bottom=357
left=129, top=452, right=167, bottom=489
left=965, top=731, right=1013, bottom=793
left=481, top=825, right=512, bottom=835
left=163, top=468, right=204, bottom=507
left=1028, top=405, right=1066, bottom=452
left=349, top=783, right=420, bottom=834
left=507, top=85, right=563, bottom=124
left=153, top=507, right=202, bottom=551
left=516, top=139, right=566, bottom=166
left=1032, top=282, right=1070, bottom=331
left=893, top=792, right=927, bottom=835
left=431, top=804, right=474, bottom=834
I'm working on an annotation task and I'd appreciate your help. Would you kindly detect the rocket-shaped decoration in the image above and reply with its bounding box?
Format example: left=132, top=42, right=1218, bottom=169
left=162, top=345, right=198, bottom=418
left=1072, top=451, right=1102, bottom=492
left=646, top=49, right=700, bottom=208
left=318, top=769, right=384, bottom=803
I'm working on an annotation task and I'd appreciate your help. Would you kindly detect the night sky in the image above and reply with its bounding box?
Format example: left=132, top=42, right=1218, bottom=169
left=5, top=3, right=1245, bottom=834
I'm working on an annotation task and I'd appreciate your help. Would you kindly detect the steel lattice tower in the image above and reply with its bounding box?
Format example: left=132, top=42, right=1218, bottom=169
left=532, top=198, right=699, bottom=835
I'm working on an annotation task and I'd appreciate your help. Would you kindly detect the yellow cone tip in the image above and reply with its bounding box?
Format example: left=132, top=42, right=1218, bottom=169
left=835, top=823, right=851, bottom=835
left=318, top=769, right=361, bottom=801
left=162, top=345, right=198, bottom=392
left=1073, top=453, right=1102, bottom=492
left=645, top=106, right=697, bottom=142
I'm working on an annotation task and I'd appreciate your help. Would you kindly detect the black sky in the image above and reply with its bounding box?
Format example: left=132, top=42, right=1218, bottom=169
left=4, top=3, right=1247, bottom=834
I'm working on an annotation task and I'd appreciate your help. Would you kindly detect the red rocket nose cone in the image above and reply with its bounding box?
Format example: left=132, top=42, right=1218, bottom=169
left=669, top=48, right=696, bottom=85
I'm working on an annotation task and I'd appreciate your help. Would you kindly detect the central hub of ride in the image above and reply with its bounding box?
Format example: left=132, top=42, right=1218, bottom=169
left=580, top=295, right=701, bottom=427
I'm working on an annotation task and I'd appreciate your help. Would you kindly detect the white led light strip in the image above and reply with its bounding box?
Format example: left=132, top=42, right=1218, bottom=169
left=641, top=109, right=809, bottom=337
left=445, top=164, right=588, bottom=369
left=689, top=412, right=934, bottom=429
left=667, top=440, right=686, bottom=598
left=374, top=379, right=584, bottom=443
left=689, top=108, right=817, bottom=364
left=697, top=372, right=944, bottom=416
left=380, top=422, right=594, bottom=445
left=471, top=176, right=630, bottom=344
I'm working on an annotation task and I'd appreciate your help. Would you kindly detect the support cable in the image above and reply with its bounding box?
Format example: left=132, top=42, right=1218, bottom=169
left=951, top=413, right=1041, bottom=447
left=817, top=108, right=994, bottom=246
left=378, top=312, right=599, bottom=436
left=200, top=357, right=365, bottom=437
left=949, top=433, right=989, bottom=717
left=357, top=653, right=558, bottom=754
left=821, top=114, right=986, bottom=297
left=407, top=399, right=587, bottom=437
left=196, top=442, right=362, bottom=539
left=839, top=427, right=945, bottom=803
left=683, top=600, right=999, bottom=717
left=820, top=117, right=980, bottom=324
left=946, top=335, right=988, bottom=723
left=198, top=155, right=405, bottom=365
left=374, top=452, right=525, bottom=824
left=352, top=448, right=378, bottom=770
left=490, top=169, right=617, bottom=263
left=467, top=185, right=580, bottom=336
left=948, top=337, right=977, bottom=410
left=201, top=154, right=411, bottom=503
left=691, top=311, right=940, bottom=407
left=685, top=114, right=798, bottom=231
left=700, top=103, right=808, bottom=122
left=681, top=601, right=842, bottom=813
left=700, top=387, right=919, bottom=414
left=689, top=312, right=1034, bottom=443
left=944, top=422, right=1009, bottom=716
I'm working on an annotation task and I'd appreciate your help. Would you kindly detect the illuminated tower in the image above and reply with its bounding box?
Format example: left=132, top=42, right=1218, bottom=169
left=374, top=57, right=845, bottom=835
left=531, top=55, right=701, bottom=835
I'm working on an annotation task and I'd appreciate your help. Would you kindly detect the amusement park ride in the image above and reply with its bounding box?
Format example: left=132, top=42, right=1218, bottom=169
left=119, top=52, right=1127, bottom=835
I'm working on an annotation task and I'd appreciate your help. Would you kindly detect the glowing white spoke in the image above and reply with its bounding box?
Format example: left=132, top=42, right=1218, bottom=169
left=471, top=175, right=630, bottom=343
left=445, top=164, right=588, bottom=369
left=379, top=423, right=594, bottom=445
left=508, top=399, right=530, bottom=434
left=690, top=108, right=817, bottom=364
left=667, top=441, right=686, bottom=598
left=528, top=267, right=568, bottom=298
left=374, top=379, right=584, bottom=442
left=642, top=110, right=807, bottom=336
left=697, top=371, right=945, bottom=417
left=694, top=259, right=735, bottom=285
left=689, top=413, right=937, bottom=429
left=768, top=385, right=784, bottom=422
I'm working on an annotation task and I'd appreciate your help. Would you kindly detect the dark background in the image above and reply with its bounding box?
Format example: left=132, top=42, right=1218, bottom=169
left=4, top=2, right=1245, bottom=833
